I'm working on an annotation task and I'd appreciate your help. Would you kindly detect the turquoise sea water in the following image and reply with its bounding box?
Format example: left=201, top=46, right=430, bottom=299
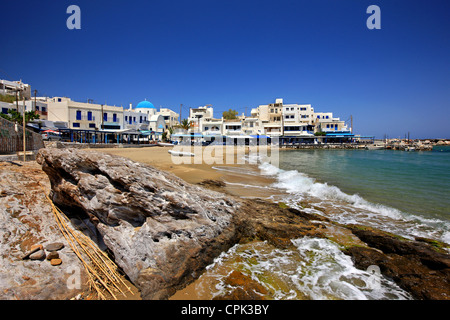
left=272, top=146, right=450, bottom=243
left=201, top=146, right=449, bottom=300
left=279, top=146, right=450, bottom=221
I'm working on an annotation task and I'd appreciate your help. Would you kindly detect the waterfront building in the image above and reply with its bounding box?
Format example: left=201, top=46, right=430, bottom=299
left=46, top=97, right=123, bottom=131
left=314, top=112, right=348, bottom=133
left=158, top=108, right=179, bottom=130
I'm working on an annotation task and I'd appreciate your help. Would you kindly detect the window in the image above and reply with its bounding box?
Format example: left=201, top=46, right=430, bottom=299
left=103, top=113, right=107, bottom=121
left=87, top=111, right=92, bottom=121
left=58, top=98, right=61, bottom=102
left=326, top=124, right=329, bottom=128
left=125, top=116, right=128, bottom=121
left=317, top=115, right=320, bottom=119
left=326, top=115, right=329, bottom=119
left=270, top=109, right=274, bottom=113
left=113, top=113, right=117, bottom=123
left=73, top=123, right=80, bottom=128
left=76, top=110, right=82, bottom=120
left=139, top=116, right=142, bottom=123
left=89, top=123, right=96, bottom=128
left=1, top=108, right=8, bottom=114
left=205, top=127, right=209, bottom=130
left=36, top=106, right=40, bottom=111
left=41, top=107, right=46, bottom=112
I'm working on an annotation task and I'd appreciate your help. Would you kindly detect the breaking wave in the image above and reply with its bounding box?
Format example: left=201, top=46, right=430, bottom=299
left=258, top=162, right=450, bottom=244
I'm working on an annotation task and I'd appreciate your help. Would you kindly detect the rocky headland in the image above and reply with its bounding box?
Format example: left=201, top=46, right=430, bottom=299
left=1, top=148, right=449, bottom=300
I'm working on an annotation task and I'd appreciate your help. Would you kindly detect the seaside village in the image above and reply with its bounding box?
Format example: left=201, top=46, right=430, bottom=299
left=1, top=79, right=445, bottom=154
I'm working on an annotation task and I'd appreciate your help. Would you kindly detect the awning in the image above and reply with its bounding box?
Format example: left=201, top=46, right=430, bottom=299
left=140, top=130, right=155, bottom=136
left=172, top=133, right=203, bottom=137
left=225, top=135, right=253, bottom=139
left=42, top=130, right=61, bottom=134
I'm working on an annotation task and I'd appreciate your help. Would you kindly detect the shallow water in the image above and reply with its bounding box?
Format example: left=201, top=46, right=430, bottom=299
left=176, top=239, right=412, bottom=300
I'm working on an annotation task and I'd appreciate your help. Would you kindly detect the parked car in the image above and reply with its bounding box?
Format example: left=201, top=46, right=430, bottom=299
left=41, top=131, right=61, bottom=141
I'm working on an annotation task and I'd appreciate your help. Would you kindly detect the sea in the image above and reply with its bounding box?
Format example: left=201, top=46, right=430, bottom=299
left=177, top=145, right=450, bottom=300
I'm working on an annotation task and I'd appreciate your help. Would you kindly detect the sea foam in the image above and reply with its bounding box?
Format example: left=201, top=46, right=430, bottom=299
left=258, top=161, right=450, bottom=243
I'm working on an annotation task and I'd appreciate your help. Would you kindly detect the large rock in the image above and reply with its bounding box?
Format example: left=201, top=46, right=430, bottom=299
left=36, top=148, right=243, bottom=299
left=345, top=225, right=450, bottom=300
left=36, top=148, right=326, bottom=299
left=0, top=161, right=89, bottom=300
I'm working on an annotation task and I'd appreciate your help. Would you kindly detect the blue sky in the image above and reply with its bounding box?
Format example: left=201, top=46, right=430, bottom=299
left=1, top=0, right=449, bottom=138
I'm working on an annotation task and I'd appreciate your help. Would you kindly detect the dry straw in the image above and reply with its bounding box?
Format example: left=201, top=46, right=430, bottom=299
left=42, top=188, right=133, bottom=299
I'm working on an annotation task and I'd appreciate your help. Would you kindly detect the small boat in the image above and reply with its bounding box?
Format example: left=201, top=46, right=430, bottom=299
left=365, top=145, right=384, bottom=150
left=168, top=150, right=195, bottom=157
left=404, top=146, right=416, bottom=151
left=157, top=142, right=175, bottom=147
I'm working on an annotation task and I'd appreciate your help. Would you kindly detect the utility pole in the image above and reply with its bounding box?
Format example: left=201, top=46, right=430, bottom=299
left=22, top=97, right=26, bottom=162
left=33, top=89, right=37, bottom=112
left=350, top=115, right=353, bottom=134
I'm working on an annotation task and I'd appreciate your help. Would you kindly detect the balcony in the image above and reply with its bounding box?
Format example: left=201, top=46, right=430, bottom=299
left=102, top=117, right=120, bottom=124
left=75, top=115, right=96, bottom=121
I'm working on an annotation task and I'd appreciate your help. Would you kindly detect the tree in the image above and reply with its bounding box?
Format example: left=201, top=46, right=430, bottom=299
left=180, top=119, right=190, bottom=130
left=222, top=109, right=238, bottom=120
left=0, top=109, right=40, bottom=124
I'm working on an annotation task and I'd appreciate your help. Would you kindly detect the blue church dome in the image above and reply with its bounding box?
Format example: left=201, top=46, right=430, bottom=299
left=136, top=100, right=156, bottom=109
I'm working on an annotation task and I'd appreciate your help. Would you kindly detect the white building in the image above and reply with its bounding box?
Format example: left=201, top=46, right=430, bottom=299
left=250, top=98, right=348, bottom=137
left=0, top=79, right=31, bottom=100
left=158, top=108, right=179, bottom=130
left=46, top=97, right=123, bottom=130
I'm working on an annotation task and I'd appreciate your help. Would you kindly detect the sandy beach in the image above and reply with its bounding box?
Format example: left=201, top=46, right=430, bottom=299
left=93, top=145, right=280, bottom=200
left=95, top=146, right=234, bottom=184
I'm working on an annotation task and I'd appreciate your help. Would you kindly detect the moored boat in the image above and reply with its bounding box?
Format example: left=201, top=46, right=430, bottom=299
left=157, top=142, right=175, bottom=147
left=168, top=149, right=195, bottom=157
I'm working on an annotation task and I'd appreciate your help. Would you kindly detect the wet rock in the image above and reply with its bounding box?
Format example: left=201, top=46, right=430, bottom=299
left=345, top=225, right=450, bottom=300
left=45, top=243, right=64, bottom=252
left=213, top=271, right=268, bottom=300
left=29, top=250, right=46, bottom=260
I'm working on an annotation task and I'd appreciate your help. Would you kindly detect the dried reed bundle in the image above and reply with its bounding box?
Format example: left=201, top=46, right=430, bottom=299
left=42, top=189, right=133, bottom=299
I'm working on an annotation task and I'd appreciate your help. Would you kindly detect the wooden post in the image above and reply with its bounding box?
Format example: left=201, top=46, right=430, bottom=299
left=22, top=97, right=26, bottom=162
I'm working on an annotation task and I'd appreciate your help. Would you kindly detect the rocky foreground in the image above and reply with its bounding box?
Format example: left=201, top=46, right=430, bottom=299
left=1, top=148, right=449, bottom=300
